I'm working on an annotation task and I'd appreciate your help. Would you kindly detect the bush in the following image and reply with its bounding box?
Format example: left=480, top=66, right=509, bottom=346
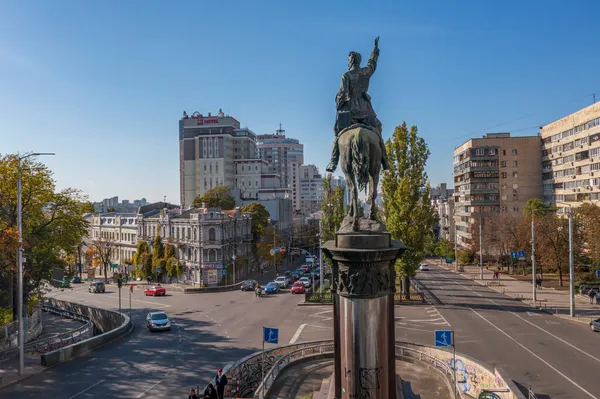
left=28, top=294, right=40, bottom=316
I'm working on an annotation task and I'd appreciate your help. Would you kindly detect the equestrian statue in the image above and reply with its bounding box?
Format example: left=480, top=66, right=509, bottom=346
left=326, top=36, right=389, bottom=231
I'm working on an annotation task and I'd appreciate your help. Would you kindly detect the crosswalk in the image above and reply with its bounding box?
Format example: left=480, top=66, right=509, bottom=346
left=395, top=306, right=450, bottom=328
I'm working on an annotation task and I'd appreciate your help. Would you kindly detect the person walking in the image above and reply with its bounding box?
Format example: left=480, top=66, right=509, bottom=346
left=588, top=288, right=596, bottom=304
left=188, top=388, right=200, bottom=399
left=203, top=383, right=217, bottom=399
left=215, top=368, right=228, bottom=399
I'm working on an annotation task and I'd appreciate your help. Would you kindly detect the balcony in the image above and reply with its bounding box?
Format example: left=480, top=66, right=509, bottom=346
left=461, top=187, right=500, bottom=195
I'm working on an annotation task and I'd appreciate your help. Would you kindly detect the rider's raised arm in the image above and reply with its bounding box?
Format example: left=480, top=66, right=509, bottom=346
left=364, top=37, right=380, bottom=77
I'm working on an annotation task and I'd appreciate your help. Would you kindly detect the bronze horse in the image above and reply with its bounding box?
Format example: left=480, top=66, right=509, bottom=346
left=338, top=124, right=383, bottom=231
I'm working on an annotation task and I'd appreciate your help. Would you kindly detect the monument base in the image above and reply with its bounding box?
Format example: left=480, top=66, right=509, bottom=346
left=324, top=373, right=404, bottom=399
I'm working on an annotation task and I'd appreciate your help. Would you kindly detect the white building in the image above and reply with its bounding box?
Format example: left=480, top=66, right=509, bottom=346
left=299, top=164, right=324, bottom=216
left=330, top=175, right=350, bottom=208
left=433, top=197, right=455, bottom=242
left=87, top=213, right=139, bottom=274
left=137, top=202, right=253, bottom=286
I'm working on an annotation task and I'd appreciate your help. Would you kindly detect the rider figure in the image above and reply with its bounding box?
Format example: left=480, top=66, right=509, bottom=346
left=326, top=36, right=390, bottom=173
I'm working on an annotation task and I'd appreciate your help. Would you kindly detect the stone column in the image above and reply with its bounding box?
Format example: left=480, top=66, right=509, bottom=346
left=323, top=224, right=405, bottom=399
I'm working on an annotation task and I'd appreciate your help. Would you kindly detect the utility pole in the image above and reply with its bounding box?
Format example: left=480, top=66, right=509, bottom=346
left=568, top=208, right=575, bottom=317
left=479, top=218, right=483, bottom=280
left=454, top=216, right=458, bottom=272
left=532, top=213, right=537, bottom=302
left=319, top=217, right=323, bottom=293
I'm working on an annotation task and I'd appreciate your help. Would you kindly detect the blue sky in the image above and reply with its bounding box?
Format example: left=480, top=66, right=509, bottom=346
left=1, top=0, right=599, bottom=203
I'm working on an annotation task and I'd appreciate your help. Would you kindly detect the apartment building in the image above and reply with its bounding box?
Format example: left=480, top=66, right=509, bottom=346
left=540, top=102, right=600, bottom=212
left=453, top=133, right=542, bottom=248
left=299, top=164, right=324, bottom=216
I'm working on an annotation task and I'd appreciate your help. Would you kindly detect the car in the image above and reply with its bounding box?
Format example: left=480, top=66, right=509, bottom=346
left=146, top=311, right=171, bottom=332
left=274, top=276, right=290, bottom=288
left=291, top=272, right=301, bottom=281
left=284, top=270, right=292, bottom=276
left=312, top=268, right=320, bottom=277
left=301, top=266, right=311, bottom=273
left=265, top=282, right=280, bottom=294
left=590, top=318, right=600, bottom=332
left=299, top=276, right=312, bottom=288
left=419, top=264, right=429, bottom=271
left=295, top=268, right=305, bottom=274
left=89, top=281, right=105, bottom=293
left=71, top=276, right=82, bottom=284
left=145, top=286, right=166, bottom=296
left=240, top=280, right=258, bottom=291
left=290, top=281, right=305, bottom=294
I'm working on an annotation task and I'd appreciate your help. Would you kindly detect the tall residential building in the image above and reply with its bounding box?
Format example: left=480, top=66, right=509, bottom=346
left=453, top=133, right=542, bottom=248
left=540, top=102, right=600, bottom=211
left=430, top=183, right=454, bottom=202
left=179, top=110, right=257, bottom=208
left=433, top=197, right=455, bottom=242
left=257, top=126, right=304, bottom=210
left=299, top=164, right=324, bottom=216
left=330, top=175, right=350, bottom=208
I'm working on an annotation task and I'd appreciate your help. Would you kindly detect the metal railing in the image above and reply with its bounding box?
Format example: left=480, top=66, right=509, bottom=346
left=0, top=306, right=42, bottom=352
left=254, top=342, right=335, bottom=398
left=304, top=290, right=424, bottom=303
left=529, top=387, right=539, bottom=399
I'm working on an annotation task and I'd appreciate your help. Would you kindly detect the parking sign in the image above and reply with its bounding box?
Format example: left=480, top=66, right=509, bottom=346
left=518, top=250, right=525, bottom=260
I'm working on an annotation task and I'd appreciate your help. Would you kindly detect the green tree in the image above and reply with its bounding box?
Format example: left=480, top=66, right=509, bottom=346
left=0, top=154, right=90, bottom=317
left=151, top=232, right=165, bottom=279
left=321, top=175, right=346, bottom=241
left=257, top=226, right=284, bottom=266
left=241, top=202, right=270, bottom=269
left=192, top=185, right=236, bottom=210
left=434, top=238, right=454, bottom=261
left=381, top=123, right=436, bottom=294
left=81, top=201, right=95, bottom=214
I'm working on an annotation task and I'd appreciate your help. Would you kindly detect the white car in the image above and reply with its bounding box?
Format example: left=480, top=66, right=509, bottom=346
left=274, top=276, right=289, bottom=288
left=299, top=276, right=312, bottom=288
left=419, top=264, right=429, bottom=271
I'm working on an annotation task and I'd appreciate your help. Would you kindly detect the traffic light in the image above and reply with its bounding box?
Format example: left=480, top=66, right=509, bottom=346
left=117, top=278, right=122, bottom=288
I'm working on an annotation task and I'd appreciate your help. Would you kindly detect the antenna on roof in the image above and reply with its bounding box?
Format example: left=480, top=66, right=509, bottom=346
left=163, top=195, right=166, bottom=203
left=276, top=123, right=285, bottom=136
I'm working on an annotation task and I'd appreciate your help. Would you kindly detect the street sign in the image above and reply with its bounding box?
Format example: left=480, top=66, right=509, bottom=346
left=263, top=327, right=279, bottom=344
left=596, top=270, right=600, bottom=278
left=518, top=250, right=525, bottom=261
left=222, top=270, right=227, bottom=276
left=510, top=251, right=517, bottom=259
left=156, top=267, right=161, bottom=272
left=269, top=249, right=275, bottom=256
left=280, top=247, right=286, bottom=254
left=434, top=330, right=453, bottom=347
left=274, top=247, right=280, bottom=252
left=110, top=264, right=118, bottom=269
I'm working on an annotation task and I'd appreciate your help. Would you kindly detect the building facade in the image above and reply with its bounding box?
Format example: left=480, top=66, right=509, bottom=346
left=433, top=197, right=455, bottom=242
left=299, top=164, right=324, bottom=216
left=453, top=133, right=542, bottom=248
left=87, top=213, right=139, bottom=274
left=540, top=102, right=600, bottom=212
left=179, top=110, right=258, bottom=207
left=136, top=202, right=253, bottom=286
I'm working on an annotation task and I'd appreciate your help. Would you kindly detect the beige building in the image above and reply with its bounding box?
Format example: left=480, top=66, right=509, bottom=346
left=86, top=213, right=138, bottom=274
left=453, top=133, right=542, bottom=248
left=540, top=102, right=600, bottom=212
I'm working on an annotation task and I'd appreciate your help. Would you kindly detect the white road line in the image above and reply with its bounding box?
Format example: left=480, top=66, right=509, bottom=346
left=305, top=324, right=333, bottom=330
left=289, top=324, right=307, bottom=344
left=313, top=309, right=333, bottom=316
left=469, top=306, right=598, bottom=399
left=67, top=379, right=106, bottom=399
left=395, top=326, right=434, bottom=333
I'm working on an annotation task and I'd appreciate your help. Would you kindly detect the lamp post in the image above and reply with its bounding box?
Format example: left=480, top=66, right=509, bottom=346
left=479, top=218, right=483, bottom=280
left=556, top=202, right=575, bottom=317
left=232, top=255, right=236, bottom=284
left=532, top=213, right=537, bottom=303
left=17, top=152, right=54, bottom=376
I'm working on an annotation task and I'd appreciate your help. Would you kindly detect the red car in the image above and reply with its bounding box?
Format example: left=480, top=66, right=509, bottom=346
left=145, top=286, right=166, bottom=296
left=290, top=282, right=305, bottom=294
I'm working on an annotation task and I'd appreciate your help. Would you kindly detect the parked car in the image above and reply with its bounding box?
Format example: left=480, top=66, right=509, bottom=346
left=419, top=264, right=429, bottom=271
left=240, top=280, right=258, bottom=291
left=265, top=282, right=280, bottom=294
left=274, top=276, right=290, bottom=288
left=88, top=281, right=105, bottom=293
left=290, top=281, right=306, bottom=294
left=71, top=276, right=82, bottom=284
left=299, top=276, right=312, bottom=288
left=145, top=286, right=166, bottom=296
left=146, top=311, right=171, bottom=332
left=284, top=270, right=292, bottom=277
left=590, top=318, right=600, bottom=332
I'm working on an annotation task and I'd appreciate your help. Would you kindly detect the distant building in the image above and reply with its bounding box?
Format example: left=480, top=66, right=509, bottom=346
left=136, top=202, right=253, bottom=286
left=299, top=165, right=324, bottom=216
left=433, top=197, right=455, bottom=242
left=453, top=133, right=542, bottom=248
left=330, top=175, right=350, bottom=208
left=430, top=183, right=454, bottom=202
left=93, top=196, right=148, bottom=213
left=540, top=102, right=600, bottom=212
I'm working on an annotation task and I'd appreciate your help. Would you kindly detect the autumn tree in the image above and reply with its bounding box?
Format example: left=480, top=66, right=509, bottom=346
left=151, top=232, right=165, bottom=279
left=321, top=175, right=346, bottom=241
left=257, top=226, right=285, bottom=266
left=132, top=241, right=152, bottom=278
left=87, top=240, right=116, bottom=283
left=381, top=123, right=436, bottom=294
left=241, top=202, right=270, bottom=267
left=575, top=203, right=600, bottom=267
left=192, top=185, right=236, bottom=210
left=81, top=202, right=95, bottom=214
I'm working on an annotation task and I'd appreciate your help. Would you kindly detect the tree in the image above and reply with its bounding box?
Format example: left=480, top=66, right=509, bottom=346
left=87, top=240, right=116, bottom=283
left=241, top=202, right=270, bottom=269
left=151, top=232, right=165, bottom=279
left=0, top=154, right=89, bottom=317
left=575, top=203, right=600, bottom=267
left=192, top=185, right=236, bottom=210
left=434, top=238, right=454, bottom=261
left=381, top=123, right=436, bottom=294
left=81, top=202, right=95, bottom=214
left=132, top=241, right=152, bottom=278
left=256, top=226, right=285, bottom=266
left=321, top=175, right=346, bottom=241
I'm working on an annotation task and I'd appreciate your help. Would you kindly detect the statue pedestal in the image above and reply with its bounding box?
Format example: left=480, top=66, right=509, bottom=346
left=323, top=222, right=405, bottom=399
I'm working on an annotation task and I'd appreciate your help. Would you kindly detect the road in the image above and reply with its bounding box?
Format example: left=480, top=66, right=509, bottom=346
left=0, top=267, right=322, bottom=399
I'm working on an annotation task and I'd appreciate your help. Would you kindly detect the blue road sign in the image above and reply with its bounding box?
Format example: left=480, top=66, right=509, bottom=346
left=510, top=251, right=517, bottom=259
left=274, top=247, right=280, bottom=253
left=518, top=250, right=525, bottom=258
left=596, top=270, right=600, bottom=278
left=434, top=330, right=453, bottom=347
left=156, top=267, right=161, bottom=272
left=263, top=327, right=279, bottom=344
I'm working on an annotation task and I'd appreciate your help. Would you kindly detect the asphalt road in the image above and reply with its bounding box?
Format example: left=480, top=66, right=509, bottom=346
left=416, top=264, right=600, bottom=399
left=0, top=267, right=321, bottom=399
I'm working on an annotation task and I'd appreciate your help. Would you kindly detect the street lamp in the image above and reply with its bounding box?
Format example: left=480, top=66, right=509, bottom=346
left=17, top=152, right=54, bottom=376
left=268, top=218, right=276, bottom=272
left=555, top=202, right=575, bottom=317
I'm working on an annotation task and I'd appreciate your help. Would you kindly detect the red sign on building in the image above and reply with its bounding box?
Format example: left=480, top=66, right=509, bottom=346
left=196, top=117, right=220, bottom=126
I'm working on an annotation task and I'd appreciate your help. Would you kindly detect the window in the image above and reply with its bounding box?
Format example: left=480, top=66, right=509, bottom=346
left=513, top=161, right=518, bottom=167
left=500, top=161, right=506, bottom=167
left=489, top=149, right=496, bottom=155
left=501, top=172, right=507, bottom=178
left=503, top=150, right=507, bottom=156
left=512, top=172, right=518, bottom=178
left=512, top=149, right=518, bottom=156
left=476, top=149, right=485, bottom=156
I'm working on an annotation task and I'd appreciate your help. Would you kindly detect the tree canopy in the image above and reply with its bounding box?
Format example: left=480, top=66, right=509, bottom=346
left=321, top=175, right=346, bottom=241
left=192, top=185, right=236, bottom=210
left=241, top=202, right=270, bottom=240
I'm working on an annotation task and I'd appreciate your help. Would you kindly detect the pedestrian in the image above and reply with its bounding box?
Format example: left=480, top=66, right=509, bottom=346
left=189, top=388, right=200, bottom=399
left=596, top=292, right=600, bottom=305
left=538, top=277, right=543, bottom=289
left=588, top=288, right=596, bottom=304
left=215, top=368, right=228, bottom=399
left=203, top=383, right=217, bottom=399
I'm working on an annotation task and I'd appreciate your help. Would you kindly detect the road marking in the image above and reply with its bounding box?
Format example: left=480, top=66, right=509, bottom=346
left=469, top=306, right=598, bottom=399
left=136, top=370, right=173, bottom=398
left=289, top=324, right=307, bottom=344
left=67, top=379, right=106, bottom=399
left=395, top=326, right=434, bottom=333
left=305, top=324, right=333, bottom=330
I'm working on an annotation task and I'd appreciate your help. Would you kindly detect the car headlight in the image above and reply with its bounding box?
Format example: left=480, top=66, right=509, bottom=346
left=151, top=323, right=156, bottom=327
left=165, top=322, right=171, bottom=327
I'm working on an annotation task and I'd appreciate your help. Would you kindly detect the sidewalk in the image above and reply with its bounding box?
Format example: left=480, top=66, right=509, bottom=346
left=0, top=311, right=86, bottom=388
left=436, top=261, right=600, bottom=325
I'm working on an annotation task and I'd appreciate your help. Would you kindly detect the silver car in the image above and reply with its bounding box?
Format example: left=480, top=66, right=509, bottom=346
left=274, top=276, right=290, bottom=288
left=299, top=277, right=311, bottom=288
left=146, top=311, right=171, bottom=332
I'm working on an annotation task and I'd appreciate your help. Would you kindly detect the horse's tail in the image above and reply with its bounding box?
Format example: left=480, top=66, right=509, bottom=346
left=351, top=129, right=369, bottom=193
